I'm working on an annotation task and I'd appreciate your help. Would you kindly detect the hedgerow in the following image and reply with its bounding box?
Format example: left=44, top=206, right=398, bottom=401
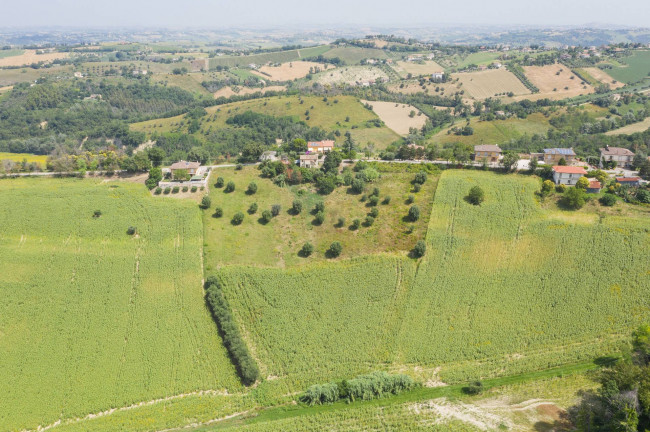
left=301, top=371, right=415, bottom=405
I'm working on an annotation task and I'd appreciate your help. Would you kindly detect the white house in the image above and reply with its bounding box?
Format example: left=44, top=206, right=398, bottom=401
left=299, top=153, right=319, bottom=168
left=259, top=151, right=278, bottom=162
left=552, top=166, right=587, bottom=185
left=432, top=72, right=444, bottom=81
left=599, top=146, right=635, bottom=168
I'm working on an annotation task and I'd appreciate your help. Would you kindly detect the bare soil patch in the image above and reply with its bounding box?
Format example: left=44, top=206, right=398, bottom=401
left=522, top=64, right=594, bottom=100
left=252, top=61, right=334, bottom=81
left=361, top=100, right=427, bottom=135
left=583, top=67, right=625, bottom=89
left=317, top=66, right=388, bottom=86
left=455, top=69, right=531, bottom=99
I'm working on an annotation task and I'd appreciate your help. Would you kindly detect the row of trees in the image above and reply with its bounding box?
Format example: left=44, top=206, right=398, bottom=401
left=302, top=371, right=416, bottom=405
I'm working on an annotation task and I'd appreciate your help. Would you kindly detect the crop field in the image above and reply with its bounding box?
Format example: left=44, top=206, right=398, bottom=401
left=203, top=165, right=438, bottom=269
left=386, top=79, right=463, bottom=98
left=392, top=60, right=445, bottom=78
left=322, top=46, right=397, bottom=64
left=360, top=100, right=428, bottom=135
left=212, top=171, right=649, bottom=396
left=454, top=69, right=531, bottom=99
left=581, top=67, right=625, bottom=89
left=604, top=116, right=650, bottom=135
left=316, top=65, right=389, bottom=86
left=0, top=151, right=48, bottom=165
left=208, top=45, right=330, bottom=69
left=521, top=64, right=594, bottom=99
left=0, top=49, right=69, bottom=67
left=0, top=49, right=24, bottom=59
left=252, top=61, right=334, bottom=81
left=604, top=50, right=650, bottom=84
left=0, top=178, right=240, bottom=431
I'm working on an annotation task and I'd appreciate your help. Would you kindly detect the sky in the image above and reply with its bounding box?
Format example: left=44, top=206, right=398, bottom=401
left=0, top=0, right=648, bottom=28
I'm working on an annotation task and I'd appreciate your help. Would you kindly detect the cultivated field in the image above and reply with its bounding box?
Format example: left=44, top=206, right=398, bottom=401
left=604, top=50, right=650, bottom=84
left=0, top=151, right=48, bottom=165
left=386, top=80, right=462, bottom=97
left=208, top=46, right=330, bottom=69
left=454, top=69, right=531, bottom=99
left=323, top=46, right=394, bottom=64
left=393, top=60, right=445, bottom=78
left=522, top=64, right=594, bottom=99
left=252, top=61, right=334, bottom=81
left=0, top=49, right=69, bottom=67
left=582, top=67, right=625, bottom=89
left=604, top=116, right=650, bottom=135
left=0, top=178, right=240, bottom=431
left=361, top=100, right=428, bottom=135
left=316, top=66, right=388, bottom=86
left=212, top=85, right=286, bottom=99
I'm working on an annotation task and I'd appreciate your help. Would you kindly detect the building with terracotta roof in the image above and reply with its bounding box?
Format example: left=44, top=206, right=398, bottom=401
left=616, top=177, right=641, bottom=187
left=599, top=146, right=635, bottom=168
left=474, top=144, right=502, bottom=162
left=543, top=148, right=576, bottom=165
left=586, top=180, right=602, bottom=193
left=552, top=165, right=587, bottom=185
left=307, top=140, right=335, bottom=153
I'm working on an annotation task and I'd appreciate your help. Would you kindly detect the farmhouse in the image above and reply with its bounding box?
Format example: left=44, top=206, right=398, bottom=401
left=552, top=165, right=587, bottom=185
left=474, top=144, right=502, bottom=162
left=307, top=140, right=334, bottom=153
left=259, top=151, right=278, bottom=162
left=586, top=180, right=602, bottom=193
left=599, top=146, right=635, bottom=168
left=299, top=153, right=319, bottom=168
left=616, top=177, right=641, bottom=187
left=543, top=148, right=576, bottom=165
left=431, top=72, right=444, bottom=81
left=170, top=161, right=200, bottom=179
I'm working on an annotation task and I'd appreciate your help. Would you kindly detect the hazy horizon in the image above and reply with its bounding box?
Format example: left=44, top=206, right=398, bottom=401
left=1, top=0, right=649, bottom=29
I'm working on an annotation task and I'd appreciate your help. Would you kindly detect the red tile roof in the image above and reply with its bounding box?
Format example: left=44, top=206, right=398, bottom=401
left=616, top=177, right=641, bottom=182
left=552, top=166, right=587, bottom=174
left=588, top=181, right=601, bottom=189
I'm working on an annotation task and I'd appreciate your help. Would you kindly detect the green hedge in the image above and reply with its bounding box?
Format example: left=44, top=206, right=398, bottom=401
left=204, top=276, right=260, bottom=385
left=507, top=63, right=539, bottom=93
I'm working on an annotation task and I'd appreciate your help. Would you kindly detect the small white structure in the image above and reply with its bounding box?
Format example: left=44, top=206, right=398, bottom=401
left=552, top=166, right=587, bottom=186
left=260, top=151, right=278, bottom=162
left=599, top=146, right=635, bottom=168
left=431, top=72, right=444, bottom=81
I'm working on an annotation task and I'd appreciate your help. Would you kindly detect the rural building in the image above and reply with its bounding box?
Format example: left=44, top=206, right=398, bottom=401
left=170, top=161, right=201, bottom=179
left=616, top=177, right=641, bottom=187
left=307, top=140, right=334, bottom=153
left=586, top=180, right=602, bottom=193
left=474, top=144, right=502, bottom=162
left=431, top=72, right=444, bottom=81
left=599, top=146, right=635, bottom=168
left=299, top=154, right=319, bottom=168
left=552, top=166, right=587, bottom=185
left=259, top=151, right=278, bottom=162
left=543, top=148, right=576, bottom=165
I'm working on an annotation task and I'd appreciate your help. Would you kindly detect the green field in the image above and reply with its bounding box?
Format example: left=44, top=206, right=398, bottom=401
left=209, top=46, right=330, bottom=69
left=0, top=151, right=48, bottom=165
left=0, top=178, right=241, bottom=431
left=0, top=49, right=25, bottom=59
left=322, top=46, right=398, bottom=64
left=605, top=50, right=650, bottom=83
left=212, top=170, right=649, bottom=396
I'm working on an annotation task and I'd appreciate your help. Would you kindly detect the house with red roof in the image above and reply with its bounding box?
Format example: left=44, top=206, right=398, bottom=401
left=616, top=177, right=641, bottom=187
left=552, top=165, right=587, bottom=185
left=307, top=140, right=335, bottom=153
left=586, top=180, right=602, bottom=194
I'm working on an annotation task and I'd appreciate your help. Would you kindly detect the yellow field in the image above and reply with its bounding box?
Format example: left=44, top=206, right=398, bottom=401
left=252, top=61, right=334, bottom=81
left=361, top=100, right=427, bottom=135
left=213, top=85, right=286, bottom=99
left=454, top=69, right=531, bottom=99
left=604, top=116, right=650, bottom=135
left=0, top=49, right=69, bottom=67
left=393, top=60, right=445, bottom=77
left=522, top=64, right=594, bottom=100
left=582, top=67, right=625, bottom=89
left=0, top=152, right=48, bottom=165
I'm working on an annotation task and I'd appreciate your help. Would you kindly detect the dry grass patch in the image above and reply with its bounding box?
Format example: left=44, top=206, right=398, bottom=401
left=522, top=64, right=594, bottom=99
left=213, top=85, right=285, bottom=99
left=0, top=49, right=69, bottom=67
left=317, top=66, right=388, bottom=86
left=393, top=60, right=445, bottom=78
left=583, top=67, right=625, bottom=89
left=252, top=61, right=334, bottom=81
left=455, top=69, right=531, bottom=99
left=604, top=116, right=650, bottom=135
left=361, top=100, right=428, bottom=135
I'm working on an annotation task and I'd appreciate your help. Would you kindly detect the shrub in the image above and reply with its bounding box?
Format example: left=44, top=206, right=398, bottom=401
left=182, top=186, right=189, bottom=192
left=314, top=202, right=325, bottom=213
left=464, top=381, right=484, bottom=395
left=637, top=189, right=650, bottom=203
left=599, top=194, right=617, bottom=207
left=248, top=203, right=258, bottom=214
left=246, top=182, right=258, bottom=195
left=292, top=200, right=303, bottom=214
left=556, top=184, right=567, bottom=193
left=382, top=196, right=391, bottom=205
left=154, top=187, right=162, bottom=195
left=232, top=212, right=244, bottom=225
left=163, top=187, right=171, bottom=195
left=327, top=241, right=342, bottom=257
left=371, top=187, right=380, bottom=197
left=406, top=194, right=415, bottom=204
left=408, top=205, right=420, bottom=222
left=369, top=207, right=379, bottom=218
left=467, top=186, right=484, bottom=205
left=200, top=195, right=212, bottom=209
left=260, top=210, right=272, bottom=223
left=414, top=171, right=428, bottom=185
left=413, top=183, right=421, bottom=193
left=300, top=242, right=314, bottom=257
left=172, top=186, right=180, bottom=194
left=364, top=215, right=375, bottom=226
left=562, top=187, right=586, bottom=210
left=541, top=180, right=554, bottom=195
left=341, top=372, right=415, bottom=402
left=314, top=211, right=325, bottom=225
left=271, top=204, right=281, bottom=217
left=224, top=181, right=235, bottom=193
left=302, top=382, right=339, bottom=406
left=215, top=177, right=224, bottom=188
left=337, top=217, right=346, bottom=227
left=413, top=240, right=426, bottom=258
left=93, top=210, right=102, bottom=218
left=213, top=206, right=223, bottom=218
left=191, top=186, right=197, bottom=192
left=350, top=179, right=365, bottom=194
left=126, top=226, right=137, bottom=235
left=204, top=277, right=260, bottom=385
left=351, top=218, right=361, bottom=230
left=235, top=163, right=243, bottom=170
left=368, top=195, right=379, bottom=206
left=576, top=176, right=589, bottom=190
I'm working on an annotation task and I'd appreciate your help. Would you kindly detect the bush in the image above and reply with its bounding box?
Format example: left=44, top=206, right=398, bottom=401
left=248, top=202, right=258, bottom=214
left=204, top=277, right=260, bottom=385
left=300, top=242, right=314, bottom=257
left=154, top=187, right=162, bottom=195
left=382, top=196, right=391, bottom=205
left=369, top=207, right=379, bottom=218
left=93, top=210, right=102, bottom=218
left=314, top=211, right=325, bottom=225
left=406, top=194, right=415, bottom=204
left=261, top=210, right=272, bottom=223
left=126, top=226, right=137, bottom=235
left=271, top=204, right=281, bottom=217
left=200, top=195, right=212, bottom=209
left=337, top=217, right=346, bottom=227
left=314, top=202, right=325, bottom=213
left=246, top=182, right=258, bottom=195
left=302, top=382, right=339, bottom=406
left=368, top=195, right=379, bottom=206
left=364, top=215, right=375, bottom=226
left=163, top=187, right=171, bottom=195
left=467, top=186, right=485, bottom=205
left=576, top=176, right=589, bottom=190
left=351, top=218, right=361, bottom=230
left=541, top=180, right=554, bottom=195
left=292, top=200, right=303, bottom=214
left=371, top=187, right=380, bottom=197
left=224, top=181, right=235, bottom=193
left=408, top=205, right=420, bottom=222
left=599, top=194, right=617, bottom=206
left=172, top=186, right=180, bottom=194
left=556, top=184, right=567, bottom=193
left=342, top=372, right=415, bottom=402
left=413, top=183, right=421, bottom=193
left=191, top=186, right=197, bottom=193
left=327, top=241, right=342, bottom=257
left=182, top=186, right=189, bottom=192
left=562, top=187, right=586, bottom=210
left=464, top=381, right=484, bottom=395
left=350, top=179, right=365, bottom=194
left=232, top=212, right=244, bottom=225
left=215, top=177, right=224, bottom=188
left=213, top=206, right=223, bottom=218
left=235, top=163, right=243, bottom=170
left=413, top=240, right=426, bottom=258
left=414, top=171, right=428, bottom=185
left=637, top=189, right=650, bottom=203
